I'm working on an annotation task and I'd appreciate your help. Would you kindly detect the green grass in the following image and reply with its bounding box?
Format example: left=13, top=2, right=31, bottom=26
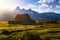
left=0, top=21, right=60, bottom=40
left=0, top=21, right=8, bottom=27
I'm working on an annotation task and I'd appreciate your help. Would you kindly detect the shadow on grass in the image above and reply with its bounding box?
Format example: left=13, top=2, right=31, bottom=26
left=1, top=29, right=60, bottom=40
left=21, top=32, right=42, bottom=40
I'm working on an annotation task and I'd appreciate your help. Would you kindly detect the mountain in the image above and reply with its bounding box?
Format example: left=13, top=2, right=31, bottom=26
left=14, top=6, right=60, bottom=21
left=15, top=7, right=27, bottom=14
left=15, top=6, right=21, bottom=13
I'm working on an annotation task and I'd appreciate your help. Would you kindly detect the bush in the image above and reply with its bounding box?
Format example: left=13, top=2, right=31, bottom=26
left=21, top=32, right=42, bottom=40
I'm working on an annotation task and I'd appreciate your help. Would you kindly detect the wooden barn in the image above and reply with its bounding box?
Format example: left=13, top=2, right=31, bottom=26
left=8, top=14, right=35, bottom=24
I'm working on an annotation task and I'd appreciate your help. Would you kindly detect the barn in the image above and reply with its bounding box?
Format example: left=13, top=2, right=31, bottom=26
left=8, top=14, right=35, bottom=24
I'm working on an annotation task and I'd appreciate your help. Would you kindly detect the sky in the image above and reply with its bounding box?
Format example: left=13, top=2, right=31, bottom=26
left=0, top=0, right=60, bottom=13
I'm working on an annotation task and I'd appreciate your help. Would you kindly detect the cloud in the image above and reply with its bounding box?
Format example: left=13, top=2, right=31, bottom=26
left=44, top=8, right=53, bottom=12
left=59, top=0, right=60, bottom=3
left=55, top=10, right=60, bottom=13
left=25, top=4, right=54, bottom=13
left=38, top=4, right=49, bottom=9
left=49, top=6, right=52, bottom=8
left=20, top=3, right=60, bottom=13
left=37, top=4, right=53, bottom=12
left=35, top=8, right=53, bottom=13
left=23, top=4, right=37, bottom=10
left=56, top=5, right=60, bottom=9
left=38, top=0, right=55, bottom=3
left=22, top=3, right=55, bottom=13
left=18, top=0, right=60, bottom=13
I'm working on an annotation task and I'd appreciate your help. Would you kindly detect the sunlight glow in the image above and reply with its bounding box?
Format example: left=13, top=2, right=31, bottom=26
left=0, top=0, right=17, bottom=10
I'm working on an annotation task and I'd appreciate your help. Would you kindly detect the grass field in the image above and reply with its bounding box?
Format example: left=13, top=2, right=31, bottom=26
left=0, top=21, right=60, bottom=40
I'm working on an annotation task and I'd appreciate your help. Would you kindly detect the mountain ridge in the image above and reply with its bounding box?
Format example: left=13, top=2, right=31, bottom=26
left=14, top=6, right=60, bottom=21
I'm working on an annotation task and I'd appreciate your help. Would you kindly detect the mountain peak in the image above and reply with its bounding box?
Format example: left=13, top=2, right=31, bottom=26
left=15, top=6, right=21, bottom=12
left=28, top=8, right=32, bottom=11
left=21, top=8, right=26, bottom=11
left=16, top=6, right=20, bottom=10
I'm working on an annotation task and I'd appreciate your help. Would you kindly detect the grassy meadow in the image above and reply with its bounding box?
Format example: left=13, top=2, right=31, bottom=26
left=0, top=21, right=60, bottom=40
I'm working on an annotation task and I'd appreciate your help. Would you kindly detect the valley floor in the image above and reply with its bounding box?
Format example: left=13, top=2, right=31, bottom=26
left=0, top=21, right=60, bottom=40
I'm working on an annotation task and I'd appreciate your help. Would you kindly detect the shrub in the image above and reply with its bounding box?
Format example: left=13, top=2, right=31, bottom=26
left=21, top=32, right=42, bottom=40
